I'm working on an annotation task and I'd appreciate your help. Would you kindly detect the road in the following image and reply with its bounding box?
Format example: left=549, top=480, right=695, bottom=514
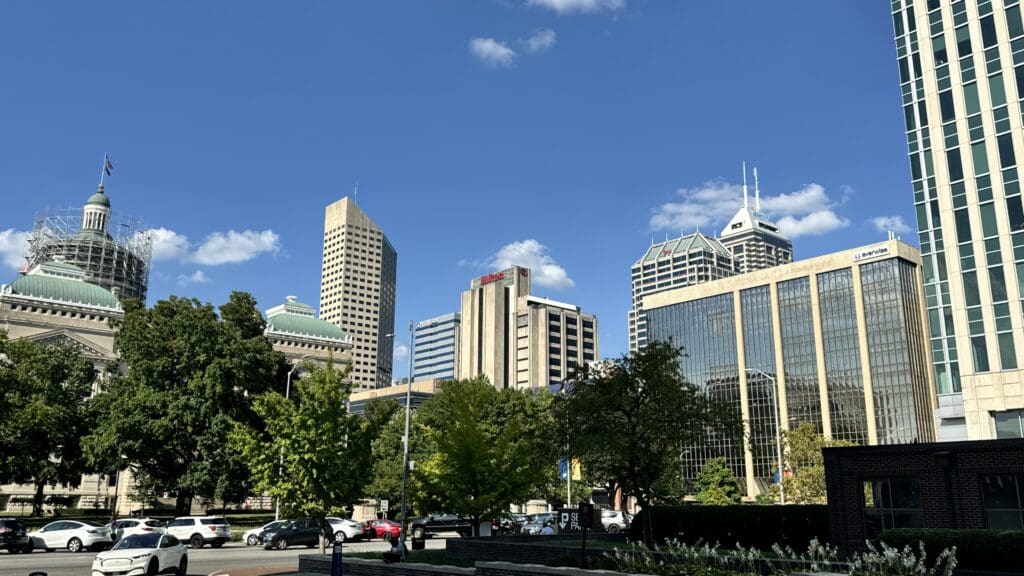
left=0, top=538, right=447, bottom=576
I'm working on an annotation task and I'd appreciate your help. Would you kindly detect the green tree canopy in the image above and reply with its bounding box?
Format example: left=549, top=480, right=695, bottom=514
left=557, top=340, right=742, bottom=544
left=759, top=422, right=855, bottom=504
left=695, top=457, right=742, bottom=505
left=0, top=334, right=97, bottom=515
left=84, top=293, right=287, bottom=515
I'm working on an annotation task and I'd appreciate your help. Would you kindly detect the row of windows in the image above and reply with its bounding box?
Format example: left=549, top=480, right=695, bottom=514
left=6, top=303, right=114, bottom=323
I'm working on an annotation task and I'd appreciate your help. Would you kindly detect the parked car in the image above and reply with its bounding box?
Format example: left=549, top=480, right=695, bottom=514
left=367, top=519, right=401, bottom=541
left=491, top=512, right=528, bottom=535
left=165, top=516, right=230, bottom=549
left=410, top=513, right=472, bottom=539
left=244, top=520, right=285, bottom=546
left=325, top=517, right=366, bottom=543
left=91, top=533, right=188, bottom=576
left=107, top=518, right=165, bottom=543
left=262, top=518, right=322, bottom=550
left=28, top=520, right=113, bottom=552
left=0, top=518, right=32, bottom=554
left=520, top=512, right=557, bottom=535
left=600, top=510, right=632, bottom=533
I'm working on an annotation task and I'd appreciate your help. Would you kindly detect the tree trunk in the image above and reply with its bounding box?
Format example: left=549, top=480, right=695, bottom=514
left=318, top=515, right=327, bottom=555
left=32, top=481, right=45, bottom=517
left=175, top=492, right=193, bottom=517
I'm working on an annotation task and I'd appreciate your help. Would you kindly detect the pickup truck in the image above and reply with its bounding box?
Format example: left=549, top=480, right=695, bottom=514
left=409, top=513, right=472, bottom=539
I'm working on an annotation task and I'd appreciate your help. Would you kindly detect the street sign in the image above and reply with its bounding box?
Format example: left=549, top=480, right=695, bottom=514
left=556, top=508, right=587, bottom=532
left=380, top=499, right=389, bottom=513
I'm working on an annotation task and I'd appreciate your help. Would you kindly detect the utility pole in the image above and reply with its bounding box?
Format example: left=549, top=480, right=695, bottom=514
left=398, top=321, right=414, bottom=558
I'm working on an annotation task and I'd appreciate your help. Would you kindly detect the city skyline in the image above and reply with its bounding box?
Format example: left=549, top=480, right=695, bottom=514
left=0, top=2, right=913, bottom=378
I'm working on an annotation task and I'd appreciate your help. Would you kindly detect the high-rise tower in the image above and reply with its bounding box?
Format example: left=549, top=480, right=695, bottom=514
left=892, top=0, right=1024, bottom=439
left=319, top=197, right=397, bottom=390
left=719, top=165, right=794, bottom=273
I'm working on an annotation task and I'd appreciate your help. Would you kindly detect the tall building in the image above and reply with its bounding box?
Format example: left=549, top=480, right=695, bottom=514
left=719, top=166, right=794, bottom=273
left=642, top=239, right=936, bottom=497
left=26, top=185, right=152, bottom=302
left=892, top=0, right=1024, bottom=439
left=628, top=232, right=738, bottom=353
left=319, top=197, right=397, bottom=390
left=514, top=296, right=598, bottom=389
left=412, top=313, right=460, bottom=381
left=457, top=266, right=531, bottom=389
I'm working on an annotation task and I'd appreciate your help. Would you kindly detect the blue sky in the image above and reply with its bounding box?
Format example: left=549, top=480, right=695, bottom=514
left=0, top=1, right=911, bottom=378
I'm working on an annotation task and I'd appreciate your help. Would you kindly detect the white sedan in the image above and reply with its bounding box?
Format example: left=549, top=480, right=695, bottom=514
left=326, top=517, right=366, bottom=542
left=108, top=518, right=166, bottom=543
left=29, top=519, right=113, bottom=552
left=92, top=533, right=188, bottom=576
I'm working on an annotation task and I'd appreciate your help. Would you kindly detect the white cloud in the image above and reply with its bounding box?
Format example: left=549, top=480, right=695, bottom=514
left=0, top=229, right=30, bottom=271
left=192, top=230, right=280, bottom=266
left=650, top=179, right=851, bottom=238
left=489, top=239, right=574, bottom=290
left=393, top=342, right=410, bottom=361
left=525, top=29, right=557, bottom=53
left=469, top=37, right=517, bottom=66
left=776, top=211, right=850, bottom=238
left=871, top=215, right=913, bottom=234
left=149, top=227, right=190, bottom=261
left=526, top=0, right=624, bottom=14
left=177, top=270, right=211, bottom=286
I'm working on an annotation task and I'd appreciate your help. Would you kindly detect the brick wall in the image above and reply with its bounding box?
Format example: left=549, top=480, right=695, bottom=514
left=823, top=438, right=1024, bottom=553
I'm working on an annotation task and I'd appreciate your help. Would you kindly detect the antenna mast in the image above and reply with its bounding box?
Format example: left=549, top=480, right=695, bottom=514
left=742, top=161, right=748, bottom=208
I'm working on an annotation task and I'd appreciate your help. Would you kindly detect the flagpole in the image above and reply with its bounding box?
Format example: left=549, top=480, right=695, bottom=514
left=99, top=154, right=107, bottom=188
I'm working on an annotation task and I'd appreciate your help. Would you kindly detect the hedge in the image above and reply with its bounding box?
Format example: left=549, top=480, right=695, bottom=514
left=880, top=528, right=1024, bottom=573
left=629, top=505, right=830, bottom=550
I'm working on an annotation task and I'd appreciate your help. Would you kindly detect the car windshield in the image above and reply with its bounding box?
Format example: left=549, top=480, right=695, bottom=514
left=265, top=521, right=284, bottom=530
left=200, top=518, right=227, bottom=525
left=113, top=534, right=161, bottom=549
left=81, top=521, right=104, bottom=527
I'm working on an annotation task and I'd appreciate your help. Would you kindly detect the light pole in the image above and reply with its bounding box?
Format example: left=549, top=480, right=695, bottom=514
left=110, top=454, right=127, bottom=522
left=747, top=369, right=785, bottom=505
left=276, top=354, right=311, bottom=522
left=398, top=321, right=414, bottom=559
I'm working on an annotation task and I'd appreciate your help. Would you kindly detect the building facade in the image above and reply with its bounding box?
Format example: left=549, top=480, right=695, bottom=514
left=718, top=167, right=794, bottom=273
left=26, top=185, right=152, bottom=303
left=628, top=233, right=738, bottom=353
left=264, top=295, right=353, bottom=367
left=892, top=0, right=1024, bottom=440
left=458, top=266, right=532, bottom=389
left=412, top=313, right=460, bottom=381
left=319, top=197, right=397, bottom=390
left=514, top=296, right=598, bottom=388
left=642, top=239, right=936, bottom=497
left=348, top=378, right=444, bottom=414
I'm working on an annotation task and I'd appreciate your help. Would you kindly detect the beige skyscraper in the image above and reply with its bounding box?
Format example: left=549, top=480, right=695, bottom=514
left=457, top=266, right=531, bottom=390
left=319, top=197, right=397, bottom=390
left=892, top=0, right=1024, bottom=439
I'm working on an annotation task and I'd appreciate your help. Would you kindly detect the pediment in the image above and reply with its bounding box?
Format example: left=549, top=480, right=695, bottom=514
left=20, top=329, right=115, bottom=360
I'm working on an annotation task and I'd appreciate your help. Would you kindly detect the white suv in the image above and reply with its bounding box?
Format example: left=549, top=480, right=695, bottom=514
left=600, top=510, right=631, bottom=533
left=165, top=516, right=230, bottom=549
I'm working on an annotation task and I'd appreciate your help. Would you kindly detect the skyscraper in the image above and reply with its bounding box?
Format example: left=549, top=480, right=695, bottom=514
left=412, top=312, right=460, bottom=381
left=892, top=0, right=1024, bottom=439
left=319, top=197, right=397, bottom=390
left=457, top=266, right=531, bottom=389
left=719, top=166, right=794, bottom=273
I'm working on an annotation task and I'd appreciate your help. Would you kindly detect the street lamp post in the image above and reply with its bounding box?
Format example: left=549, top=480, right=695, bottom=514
left=747, top=369, right=786, bottom=506
left=398, top=321, right=414, bottom=559
left=276, top=354, right=311, bottom=522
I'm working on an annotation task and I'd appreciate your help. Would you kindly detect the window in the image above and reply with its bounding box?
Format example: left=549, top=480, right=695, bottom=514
left=1009, top=5, right=1024, bottom=39
left=994, top=409, right=1024, bottom=438
left=972, top=335, right=991, bottom=372
left=957, top=26, right=972, bottom=58
left=981, top=15, right=998, bottom=48
left=947, top=148, right=965, bottom=181
left=999, top=134, right=1017, bottom=168
left=982, top=475, right=1024, bottom=528
left=933, top=34, right=948, bottom=65
left=964, top=82, right=980, bottom=115
left=863, top=478, right=923, bottom=538
left=939, top=90, right=955, bottom=122
left=990, top=74, right=1008, bottom=107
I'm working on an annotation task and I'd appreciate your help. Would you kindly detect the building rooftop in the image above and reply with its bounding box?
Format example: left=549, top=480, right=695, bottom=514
left=3, top=260, right=121, bottom=310
left=265, top=296, right=351, bottom=344
left=635, top=232, right=733, bottom=265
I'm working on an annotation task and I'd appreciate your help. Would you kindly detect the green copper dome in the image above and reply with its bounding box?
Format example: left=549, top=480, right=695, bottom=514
left=264, top=296, right=350, bottom=343
left=9, top=267, right=120, bottom=309
left=87, top=188, right=111, bottom=207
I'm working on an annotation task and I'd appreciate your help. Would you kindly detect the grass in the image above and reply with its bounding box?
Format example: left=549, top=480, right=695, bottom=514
left=344, top=549, right=475, bottom=568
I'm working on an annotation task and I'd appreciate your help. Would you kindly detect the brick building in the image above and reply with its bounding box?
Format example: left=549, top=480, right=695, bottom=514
left=823, top=439, right=1024, bottom=552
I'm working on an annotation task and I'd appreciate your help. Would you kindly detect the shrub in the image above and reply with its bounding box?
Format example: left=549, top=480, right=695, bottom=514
left=629, top=505, right=829, bottom=549
left=880, top=528, right=1024, bottom=573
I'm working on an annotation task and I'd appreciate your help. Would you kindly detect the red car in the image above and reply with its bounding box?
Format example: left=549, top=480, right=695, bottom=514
left=367, top=519, right=401, bottom=541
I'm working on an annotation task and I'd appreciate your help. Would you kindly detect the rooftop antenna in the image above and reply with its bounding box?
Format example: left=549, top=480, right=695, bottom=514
left=754, top=166, right=761, bottom=212
left=354, top=182, right=359, bottom=204
left=742, top=161, right=749, bottom=209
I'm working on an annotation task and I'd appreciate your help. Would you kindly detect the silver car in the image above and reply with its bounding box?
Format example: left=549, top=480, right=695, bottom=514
left=600, top=510, right=631, bottom=533
left=29, top=520, right=113, bottom=552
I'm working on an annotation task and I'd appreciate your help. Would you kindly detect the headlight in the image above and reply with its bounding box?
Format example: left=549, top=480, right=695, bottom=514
left=131, top=553, right=151, bottom=560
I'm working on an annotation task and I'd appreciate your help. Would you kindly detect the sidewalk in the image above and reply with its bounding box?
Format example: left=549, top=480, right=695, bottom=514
left=206, top=566, right=317, bottom=576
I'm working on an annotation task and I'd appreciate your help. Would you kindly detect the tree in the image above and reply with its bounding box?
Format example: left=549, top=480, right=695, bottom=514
left=84, top=293, right=287, bottom=516
left=758, top=423, right=855, bottom=504
left=695, top=457, right=742, bottom=505
left=0, top=335, right=97, bottom=515
left=412, top=378, right=549, bottom=536
left=364, top=399, right=427, bottom=517
left=557, top=340, right=742, bottom=545
left=231, top=361, right=385, bottom=553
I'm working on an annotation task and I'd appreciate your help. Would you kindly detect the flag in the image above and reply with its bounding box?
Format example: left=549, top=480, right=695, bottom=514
left=104, top=155, right=113, bottom=176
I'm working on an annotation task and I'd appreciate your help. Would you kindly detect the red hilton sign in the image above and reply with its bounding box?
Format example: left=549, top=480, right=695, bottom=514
left=479, top=271, right=506, bottom=285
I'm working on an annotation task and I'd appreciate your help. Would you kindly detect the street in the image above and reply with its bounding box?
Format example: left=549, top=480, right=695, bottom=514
left=0, top=537, right=447, bottom=576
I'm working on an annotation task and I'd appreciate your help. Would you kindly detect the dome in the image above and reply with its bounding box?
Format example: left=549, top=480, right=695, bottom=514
left=264, top=296, right=350, bottom=343
left=87, top=188, right=111, bottom=208
left=9, top=262, right=121, bottom=309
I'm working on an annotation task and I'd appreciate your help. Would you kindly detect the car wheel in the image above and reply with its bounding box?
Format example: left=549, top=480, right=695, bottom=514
left=146, top=558, right=159, bottom=576
left=177, top=557, right=188, bottom=576
left=246, top=534, right=257, bottom=546
left=67, top=537, right=83, bottom=553
left=412, top=527, right=424, bottom=539
left=334, top=531, right=346, bottom=544
left=22, top=540, right=34, bottom=554
left=275, top=537, right=288, bottom=550
left=189, top=534, right=204, bottom=549
left=607, top=524, right=620, bottom=534
left=5, top=546, right=17, bottom=554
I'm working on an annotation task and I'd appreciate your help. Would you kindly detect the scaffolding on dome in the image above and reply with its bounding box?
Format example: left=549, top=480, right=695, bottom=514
left=25, top=206, right=153, bottom=302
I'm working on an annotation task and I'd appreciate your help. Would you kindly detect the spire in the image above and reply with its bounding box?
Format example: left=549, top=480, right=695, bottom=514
left=754, top=166, right=761, bottom=212
left=742, top=161, right=749, bottom=208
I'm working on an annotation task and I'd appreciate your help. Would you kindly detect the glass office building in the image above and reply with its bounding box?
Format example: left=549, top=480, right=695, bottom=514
left=644, top=240, right=936, bottom=497
left=412, top=313, right=460, bottom=381
left=891, top=0, right=1024, bottom=440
